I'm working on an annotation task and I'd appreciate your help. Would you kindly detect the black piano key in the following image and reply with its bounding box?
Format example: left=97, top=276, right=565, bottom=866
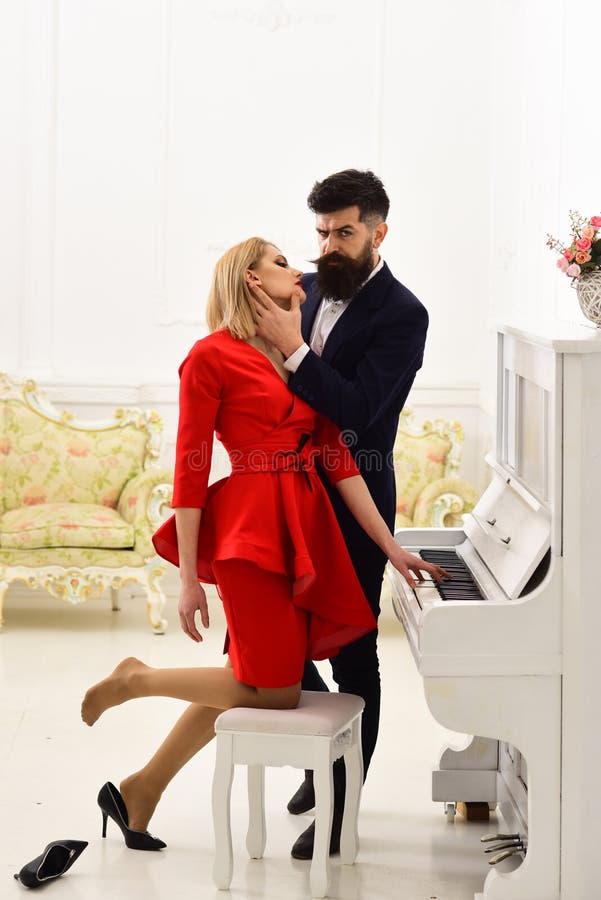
left=437, top=584, right=478, bottom=592
left=438, top=589, right=481, bottom=597
left=419, top=550, right=459, bottom=559
left=439, top=590, right=483, bottom=601
left=418, top=549, right=485, bottom=602
left=430, top=585, right=475, bottom=592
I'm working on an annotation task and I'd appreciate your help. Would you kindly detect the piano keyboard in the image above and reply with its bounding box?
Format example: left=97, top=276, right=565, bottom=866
left=419, top=549, right=485, bottom=603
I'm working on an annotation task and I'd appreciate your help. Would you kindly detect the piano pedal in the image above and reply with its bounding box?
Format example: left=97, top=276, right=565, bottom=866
left=488, top=846, right=525, bottom=866
left=480, top=832, right=520, bottom=843
left=484, top=840, right=524, bottom=854
left=480, top=832, right=525, bottom=865
left=456, top=801, right=490, bottom=821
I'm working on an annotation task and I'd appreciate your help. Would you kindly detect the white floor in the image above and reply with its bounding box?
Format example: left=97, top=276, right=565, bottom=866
left=1, top=586, right=502, bottom=900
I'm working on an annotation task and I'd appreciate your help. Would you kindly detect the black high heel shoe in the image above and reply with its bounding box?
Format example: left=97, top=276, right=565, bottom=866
left=14, top=839, right=88, bottom=888
left=98, top=782, right=166, bottom=850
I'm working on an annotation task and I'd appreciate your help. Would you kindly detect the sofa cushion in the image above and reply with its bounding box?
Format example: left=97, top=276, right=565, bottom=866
left=0, top=546, right=145, bottom=568
left=0, top=503, right=135, bottom=550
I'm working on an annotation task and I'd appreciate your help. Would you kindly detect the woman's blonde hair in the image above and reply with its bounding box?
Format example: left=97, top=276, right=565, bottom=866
left=206, top=236, right=272, bottom=339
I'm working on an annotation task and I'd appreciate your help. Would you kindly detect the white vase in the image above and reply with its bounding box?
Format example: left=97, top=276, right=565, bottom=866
left=576, top=269, right=601, bottom=327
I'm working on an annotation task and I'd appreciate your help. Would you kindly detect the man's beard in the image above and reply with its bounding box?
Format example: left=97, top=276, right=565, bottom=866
left=311, top=239, right=375, bottom=302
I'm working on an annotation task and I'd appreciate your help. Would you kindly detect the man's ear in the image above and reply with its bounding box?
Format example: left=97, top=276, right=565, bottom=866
left=373, top=222, right=388, bottom=250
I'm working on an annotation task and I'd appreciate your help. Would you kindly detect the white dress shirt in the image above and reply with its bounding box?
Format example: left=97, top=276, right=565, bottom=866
left=284, top=258, right=384, bottom=371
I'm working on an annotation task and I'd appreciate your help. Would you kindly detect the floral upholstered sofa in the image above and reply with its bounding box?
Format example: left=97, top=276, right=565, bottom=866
left=393, top=408, right=478, bottom=528
left=0, top=373, right=173, bottom=633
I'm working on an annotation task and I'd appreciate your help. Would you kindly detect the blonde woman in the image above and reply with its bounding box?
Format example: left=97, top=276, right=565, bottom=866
left=81, top=237, right=448, bottom=850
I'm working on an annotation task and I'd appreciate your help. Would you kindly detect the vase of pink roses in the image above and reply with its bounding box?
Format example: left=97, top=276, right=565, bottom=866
left=547, top=211, right=601, bottom=326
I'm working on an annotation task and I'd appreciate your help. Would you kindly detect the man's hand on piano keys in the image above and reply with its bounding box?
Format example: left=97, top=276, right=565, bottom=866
left=387, top=545, right=452, bottom=589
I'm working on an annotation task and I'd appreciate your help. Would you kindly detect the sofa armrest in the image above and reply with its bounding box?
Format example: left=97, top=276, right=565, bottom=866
left=412, top=476, right=479, bottom=528
left=118, top=469, right=173, bottom=558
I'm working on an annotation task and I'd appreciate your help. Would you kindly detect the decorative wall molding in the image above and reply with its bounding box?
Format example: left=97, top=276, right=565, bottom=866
left=153, top=0, right=386, bottom=328
left=20, top=0, right=59, bottom=376
left=409, top=386, right=481, bottom=408
left=6, top=0, right=515, bottom=421
left=15, top=378, right=482, bottom=411
left=371, top=0, right=386, bottom=173
left=208, top=1, right=336, bottom=32
left=155, top=0, right=174, bottom=327
left=8, top=379, right=176, bottom=407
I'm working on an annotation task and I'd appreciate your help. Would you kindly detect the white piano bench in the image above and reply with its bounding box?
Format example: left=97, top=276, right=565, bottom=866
left=211, top=690, right=365, bottom=898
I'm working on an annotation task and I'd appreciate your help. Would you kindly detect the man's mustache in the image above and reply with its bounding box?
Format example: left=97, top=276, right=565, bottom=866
left=310, top=251, right=351, bottom=267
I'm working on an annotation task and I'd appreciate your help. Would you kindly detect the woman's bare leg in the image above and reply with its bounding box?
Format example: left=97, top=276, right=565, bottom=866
left=81, top=656, right=300, bottom=726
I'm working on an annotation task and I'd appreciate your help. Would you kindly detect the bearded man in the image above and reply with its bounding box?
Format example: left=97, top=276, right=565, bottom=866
left=250, top=168, right=429, bottom=859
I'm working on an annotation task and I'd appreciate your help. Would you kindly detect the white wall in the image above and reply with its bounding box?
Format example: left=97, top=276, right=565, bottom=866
left=2, top=0, right=600, bottom=494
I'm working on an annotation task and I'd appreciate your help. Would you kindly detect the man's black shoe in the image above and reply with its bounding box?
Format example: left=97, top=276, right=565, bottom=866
left=287, top=771, right=315, bottom=815
left=290, top=809, right=343, bottom=860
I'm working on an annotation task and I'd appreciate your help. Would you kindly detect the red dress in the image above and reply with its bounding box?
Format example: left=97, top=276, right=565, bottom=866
left=153, top=329, right=376, bottom=686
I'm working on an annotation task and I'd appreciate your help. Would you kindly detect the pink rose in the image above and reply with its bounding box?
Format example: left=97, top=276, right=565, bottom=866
left=566, top=263, right=581, bottom=277
left=576, top=237, right=592, bottom=251
left=557, top=257, right=569, bottom=272
left=590, top=216, right=601, bottom=228
left=564, top=250, right=575, bottom=262
left=582, top=225, right=595, bottom=239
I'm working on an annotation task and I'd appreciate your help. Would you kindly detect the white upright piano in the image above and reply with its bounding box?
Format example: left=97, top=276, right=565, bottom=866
left=388, top=322, right=601, bottom=899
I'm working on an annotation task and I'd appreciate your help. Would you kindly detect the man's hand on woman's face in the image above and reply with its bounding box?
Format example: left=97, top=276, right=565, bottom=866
left=250, top=285, right=304, bottom=359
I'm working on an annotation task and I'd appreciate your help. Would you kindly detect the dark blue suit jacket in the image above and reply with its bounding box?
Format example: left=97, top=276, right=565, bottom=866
left=289, top=262, right=428, bottom=562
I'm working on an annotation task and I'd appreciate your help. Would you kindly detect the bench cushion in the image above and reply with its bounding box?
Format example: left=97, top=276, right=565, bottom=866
left=0, top=503, right=134, bottom=549
left=215, top=691, right=365, bottom=737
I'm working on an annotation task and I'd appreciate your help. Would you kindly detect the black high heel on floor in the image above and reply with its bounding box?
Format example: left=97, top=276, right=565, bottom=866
left=98, top=782, right=166, bottom=850
left=14, top=839, right=88, bottom=887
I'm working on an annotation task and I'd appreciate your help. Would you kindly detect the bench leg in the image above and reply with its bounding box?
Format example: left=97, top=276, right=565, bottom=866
left=246, top=764, right=266, bottom=859
left=340, top=717, right=363, bottom=865
left=311, top=751, right=333, bottom=898
left=212, top=733, right=234, bottom=890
